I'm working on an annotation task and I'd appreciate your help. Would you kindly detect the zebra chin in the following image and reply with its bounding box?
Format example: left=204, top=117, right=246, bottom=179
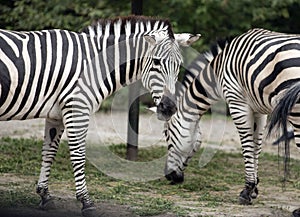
left=156, top=93, right=177, bottom=121
left=165, top=171, right=184, bottom=184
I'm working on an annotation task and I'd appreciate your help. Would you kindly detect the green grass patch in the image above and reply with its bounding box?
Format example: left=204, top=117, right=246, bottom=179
left=109, top=143, right=166, bottom=161
left=0, top=137, right=300, bottom=215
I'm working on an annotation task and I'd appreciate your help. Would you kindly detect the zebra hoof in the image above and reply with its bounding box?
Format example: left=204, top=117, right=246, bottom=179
left=292, top=208, right=300, bottom=217
left=39, top=196, right=55, bottom=210
left=82, top=205, right=97, bottom=217
left=239, top=188, right=252, bottom=205
left=239, top=196, right=252, bottom=205
left=250, top=186, right=259, bottom=199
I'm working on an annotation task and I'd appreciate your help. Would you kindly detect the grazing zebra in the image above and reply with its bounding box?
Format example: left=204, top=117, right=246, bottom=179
left=164, top=28, right=300, bottom=208
left=0, top=16, right=200, bottom=214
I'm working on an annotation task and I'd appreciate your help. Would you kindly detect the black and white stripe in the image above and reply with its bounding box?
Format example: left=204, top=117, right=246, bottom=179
left=164, top=28, right=300, bottom=205
left=0, top=16, right=199, bottom=212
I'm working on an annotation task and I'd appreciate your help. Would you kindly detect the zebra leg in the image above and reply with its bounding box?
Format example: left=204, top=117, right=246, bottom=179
left=63, top=109, right=95, bottom=214
left=250, top=113, right=267, bottom=199
left=287, top=104, right=300, bottom=217
left=228, top=103, right=256, bottom=205
left=37, top=118, right=64, bottom=209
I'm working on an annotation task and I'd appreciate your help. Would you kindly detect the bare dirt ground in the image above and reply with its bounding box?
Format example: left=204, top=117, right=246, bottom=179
left=0, top=111, right=300, bottom=217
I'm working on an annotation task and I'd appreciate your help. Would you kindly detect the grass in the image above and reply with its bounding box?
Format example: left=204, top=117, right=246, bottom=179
left=0, top=137, right=300, bottom=216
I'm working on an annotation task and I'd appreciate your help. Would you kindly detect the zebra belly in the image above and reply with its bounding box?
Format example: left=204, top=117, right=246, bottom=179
left=0, top=94, right=61, bottom=121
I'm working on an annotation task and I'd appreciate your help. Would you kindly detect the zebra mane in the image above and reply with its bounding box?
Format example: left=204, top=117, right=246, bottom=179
left=204, top=37, right=233, bottom=62
left=82, top=15, right=174, bottom=39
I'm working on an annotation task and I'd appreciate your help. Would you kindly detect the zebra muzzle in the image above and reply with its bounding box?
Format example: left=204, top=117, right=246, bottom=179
left=156, top=90, right=177, bottom=121
left=165, top=171, right=184, bottom=184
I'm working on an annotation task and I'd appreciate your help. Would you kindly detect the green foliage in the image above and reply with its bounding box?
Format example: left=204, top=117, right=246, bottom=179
left=0, top=0, right=130, bottom=31
left=0, top=0, right=300, bottom=50
left=145, top=0, right=300, bottom=50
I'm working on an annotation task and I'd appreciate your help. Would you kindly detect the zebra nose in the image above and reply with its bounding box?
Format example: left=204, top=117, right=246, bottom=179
left=153, top=97, right=161, bottom=106
left=156, top=92, right=177, bottom=121
left=165, top=171, right=184, bottom=184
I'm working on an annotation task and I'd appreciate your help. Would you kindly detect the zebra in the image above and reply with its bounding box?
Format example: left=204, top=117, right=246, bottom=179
left=0, top=15, right=200, bottom=214
left=163, top=28, right=300, bottom=207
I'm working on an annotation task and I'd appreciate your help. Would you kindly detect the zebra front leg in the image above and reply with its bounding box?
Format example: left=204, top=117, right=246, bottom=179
left=37, top=118, right=64, bottom=209
left=64, top=112, right=96, bottom=215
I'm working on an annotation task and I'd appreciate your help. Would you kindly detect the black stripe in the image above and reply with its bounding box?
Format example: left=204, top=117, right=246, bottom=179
left=258, top=57, right=300, bottom=100
left=12, top=32, right=45, bottom=119
left=0, top=59, right=11, bottom=108
left=35, top=31, right=78, bottom=118
left=268, top=79, right=300, bottom=103
left=102, top=35, right=115, bottom=94
left=118, top=34, right=127, bottom=87
left=1, top=33, right=36, bottom=119
left=0, top=31, right=21, bottom=60
left=44, top=30, right=57, bottom=95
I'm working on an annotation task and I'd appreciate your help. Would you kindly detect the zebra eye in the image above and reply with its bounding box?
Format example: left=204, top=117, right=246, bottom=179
left=153, top=58, right=160, bottom=65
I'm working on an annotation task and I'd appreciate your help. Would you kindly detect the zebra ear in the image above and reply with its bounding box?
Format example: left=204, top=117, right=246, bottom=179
left=144, top=30, right=169, bottom=45
left=175, top=33, right=201, bottom=47
left=144, top=35, right=156, bottom=46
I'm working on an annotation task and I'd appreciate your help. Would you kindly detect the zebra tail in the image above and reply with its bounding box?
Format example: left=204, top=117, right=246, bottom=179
left=267, top=84, right=300, bottom=182
left=272, top=131, right=294, bottom=145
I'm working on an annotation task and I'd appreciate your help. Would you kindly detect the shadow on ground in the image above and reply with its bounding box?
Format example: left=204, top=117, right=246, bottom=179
left=0, top=196, right=176, bottom=217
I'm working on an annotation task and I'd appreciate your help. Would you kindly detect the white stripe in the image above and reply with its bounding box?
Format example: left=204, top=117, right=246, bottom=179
left=19, top=32, right=42, bottom=115
left=62, top=31, right=75, bottom=81
left=44, top=30, right=63, bottom=98
left=0, top=32, right=30, bottom=119
left=39, top=30, right=52, bottom=97
left=85, top=31, right=103, bottom=111
left=82, top=34, right=92, bottom=86
left=114, top=20, right=121, bottom=90
left=132, top=23, right=143, bottom=81
left=153, top=21, right=159, bottom=31
left=0, top=48, right=20, bottom=116
left=125, top=21, right=131, bottom=84
left=96, top=24, right=102, bottom=50
left=57, top=32, right=83, bottom=104
left=102, top=22, right=113, bottom=94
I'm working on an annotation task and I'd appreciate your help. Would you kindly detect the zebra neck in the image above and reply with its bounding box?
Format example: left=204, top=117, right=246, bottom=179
left=80, top=17, right=173, bottom=110
left=182, top=67, right=221, bottom=117
left=78, top=31, right=148, bottom=113
left=98, top=33, right=146, bottom=93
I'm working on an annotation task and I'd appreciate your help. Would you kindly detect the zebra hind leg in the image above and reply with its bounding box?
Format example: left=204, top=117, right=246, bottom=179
left=36, top=118, right=64, bottom=210
left=249, top=114, right=266, bottom=200
left=228, top=104, right=258, bottom=205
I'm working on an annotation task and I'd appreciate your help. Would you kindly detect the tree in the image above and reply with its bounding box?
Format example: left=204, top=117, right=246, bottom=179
left=1, top=0, right=300, bottom=51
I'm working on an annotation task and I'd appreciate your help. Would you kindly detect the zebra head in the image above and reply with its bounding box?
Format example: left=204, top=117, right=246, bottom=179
left=163, top=113, right=202, bottom=184
left=142, top=31, right=200, bottom=121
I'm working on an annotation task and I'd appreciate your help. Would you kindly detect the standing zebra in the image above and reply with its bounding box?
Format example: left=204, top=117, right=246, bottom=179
left=0, top=16, right=200, bottom=214
left=164, top=28, right=300, bottom=208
